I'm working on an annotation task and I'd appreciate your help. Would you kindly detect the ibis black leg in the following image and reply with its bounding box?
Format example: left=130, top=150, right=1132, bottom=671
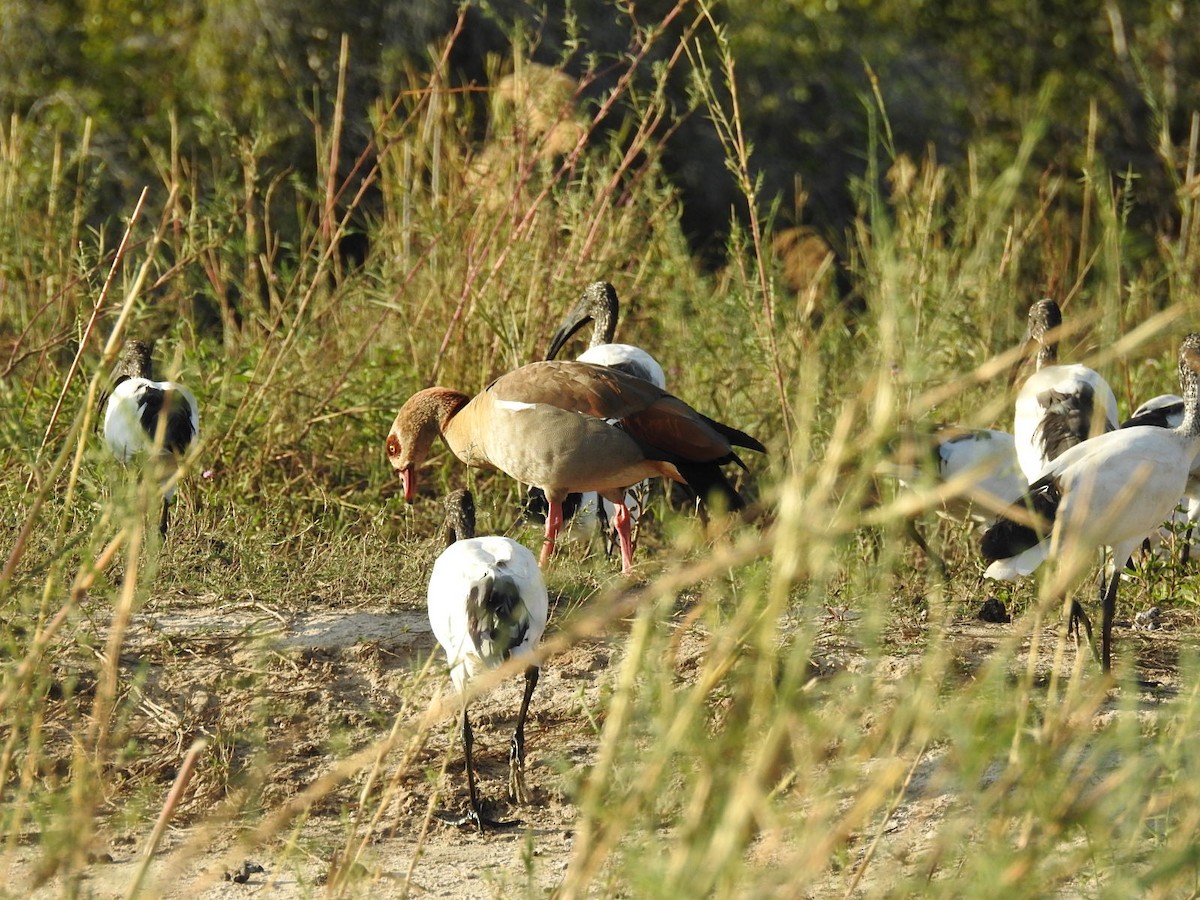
left=159, top=498, right=170, bottom=537
left=509, top=666, right=540, bottom=804
left=1184, top=524, right=1195, bottom=566
left=1100, top=561, right=1124, bottom=672
left=597, top=502, right=614, bottom=558
left=435, top=707, right=519, bottom=832
left=905, top=520, right=947, bottom=578
left=1067, top=566, right=1105, bottom=660
left=462, top=710, right=482, bottom=827
left=1068, top=598, right=1094, bottom=649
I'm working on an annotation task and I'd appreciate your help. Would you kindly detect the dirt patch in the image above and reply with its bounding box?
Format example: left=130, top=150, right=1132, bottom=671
left=9, top=588, right=1197, bottom=897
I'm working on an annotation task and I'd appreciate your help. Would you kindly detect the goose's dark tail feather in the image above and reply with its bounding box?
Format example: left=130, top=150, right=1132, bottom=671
left=675, top=461, right=745, bottom=511
left=702, top=415, right=767, bottom=456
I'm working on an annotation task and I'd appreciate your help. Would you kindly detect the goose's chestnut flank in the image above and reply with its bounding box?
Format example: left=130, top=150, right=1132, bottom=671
left=983, top=332, right=1200, bottom=670
left=101, top=339, right=199, bottom=536
left=1012, top=298, right=1118, bottom=484
left=386, top=360, right=764, bottom=574
left=427, top=489, right=548, bottom=831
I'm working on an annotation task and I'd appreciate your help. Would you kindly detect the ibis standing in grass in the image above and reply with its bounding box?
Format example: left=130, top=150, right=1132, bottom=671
left=386, top=360, right=764, bottom=574
left=982, top=332, right=1200, bottom=671
left=531, top=281, right=668, bottom=553
left=1121, top=393, right=1200, bottom=562
left=101, top=339, right=199, bottom=536
left=428, top=489, right=548, bottom=831
left=1012, top=299, right=1119, bottom=484
left=890, top=425, right=1026, bottom=572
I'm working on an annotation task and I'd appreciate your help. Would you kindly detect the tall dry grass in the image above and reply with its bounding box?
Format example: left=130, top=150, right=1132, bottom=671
left=3, top=5, right=1200, bottom=897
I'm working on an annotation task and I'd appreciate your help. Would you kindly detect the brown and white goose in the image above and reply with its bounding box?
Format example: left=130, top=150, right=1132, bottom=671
left=386, top=360, right=764, bottom=574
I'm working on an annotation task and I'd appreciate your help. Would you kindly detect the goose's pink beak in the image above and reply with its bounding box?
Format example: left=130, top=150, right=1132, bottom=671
left=400, top=467, right=415, bottom=503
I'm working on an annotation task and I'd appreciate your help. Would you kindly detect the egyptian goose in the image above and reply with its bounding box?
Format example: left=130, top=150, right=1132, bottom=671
left=427, top=489, right=548, bottom=831
left=982, top=332, right=1200, bottom=670
left=386, top=360, right=765, bottom=574
left=1012, top=299, right=1119, bottom=484
left=100, top=339, right=199, bottom=536
left=529, top=281, right=667, bottom=555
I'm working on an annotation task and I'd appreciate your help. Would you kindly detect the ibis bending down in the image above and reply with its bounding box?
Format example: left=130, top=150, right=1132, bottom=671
left=387, top=360, right=764, bottom=574
left=101, top=339, right=199, bottom=536
left=528, top=281, right=668, bottom=555
left=894, top=426, right=1026, bottom=522
left=889, top=425, right=1026, bottom=571
left=428, top=489, right=548, bottom=831
left=982, top=333, right=1200, bottom=670
left=1012, top=299, right=1118, bottom=484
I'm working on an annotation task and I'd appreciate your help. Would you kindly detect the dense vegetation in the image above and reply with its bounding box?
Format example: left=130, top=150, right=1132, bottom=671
left=4, top=1, right=1200, bottom=895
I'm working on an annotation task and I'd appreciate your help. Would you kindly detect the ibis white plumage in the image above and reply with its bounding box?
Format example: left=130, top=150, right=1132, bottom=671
left=428, top=489, right=549, bottom=830
left=1121, top=393, right=1200, bottom=562
left=1012, top=299, right=1118, bottom=484
left=896, top=426, right=1026, bottom=523
left=101, top=339, right=199, bottom=536
left=982, top=332, right=1200, bottom=670
left=885, top=425, right=1025, bottom=573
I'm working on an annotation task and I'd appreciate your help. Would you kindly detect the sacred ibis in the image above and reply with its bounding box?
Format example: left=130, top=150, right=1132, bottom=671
left=100, top=339, right=199, bottom=536
left=527, top=281, right=667, bottom=555
left=1012, top=299, right=1118, bottom=484
left=982, top=332, right=1200, bottom=670
left=427, top=489, right=549, bottom=831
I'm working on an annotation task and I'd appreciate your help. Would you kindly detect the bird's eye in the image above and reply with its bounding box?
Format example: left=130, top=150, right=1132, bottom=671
left=386, top=434, right=401, bottom=458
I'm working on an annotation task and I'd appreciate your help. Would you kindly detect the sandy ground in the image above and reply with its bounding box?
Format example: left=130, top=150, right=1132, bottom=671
left=7, top=572, right=1192, bottom=898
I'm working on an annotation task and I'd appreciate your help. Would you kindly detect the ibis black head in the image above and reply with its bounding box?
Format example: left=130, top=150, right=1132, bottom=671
left=116, top=339, right=155, bottom=382
left=1022, top=299, right=1062, bottom=361
left=1180, top=332, right=1200, bottom=379
left=1009, top=299, right=1062, bottom=391
left=443, top=488, right=477, bottom=546
left=545, top=281, right=619, bottom=360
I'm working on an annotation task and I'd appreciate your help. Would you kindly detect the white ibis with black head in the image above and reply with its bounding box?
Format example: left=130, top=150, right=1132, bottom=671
left=982, top=332, right=1200, bottom=670
left=1121, top=393, right=1200, bottom=562
left=100, top=339, right=199, bottom=536
left=1012, top=299, right=1119, bottom=484
left=386, top=360, right=764, bottom=574
left=427, top=489, right=548, bottom=831
left=545, top=281, right=667, bottom=387
left=528, top=281, right=667, bottom=554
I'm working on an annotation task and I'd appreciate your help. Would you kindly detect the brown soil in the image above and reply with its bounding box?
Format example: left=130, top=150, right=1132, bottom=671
left=9, top=579, right=1193, bottom=898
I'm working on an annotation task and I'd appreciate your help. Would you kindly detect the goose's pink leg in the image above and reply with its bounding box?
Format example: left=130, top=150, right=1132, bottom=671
left=612, top=501, right=635, bottom=574
left=540, top=500, right=563, bottom=566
